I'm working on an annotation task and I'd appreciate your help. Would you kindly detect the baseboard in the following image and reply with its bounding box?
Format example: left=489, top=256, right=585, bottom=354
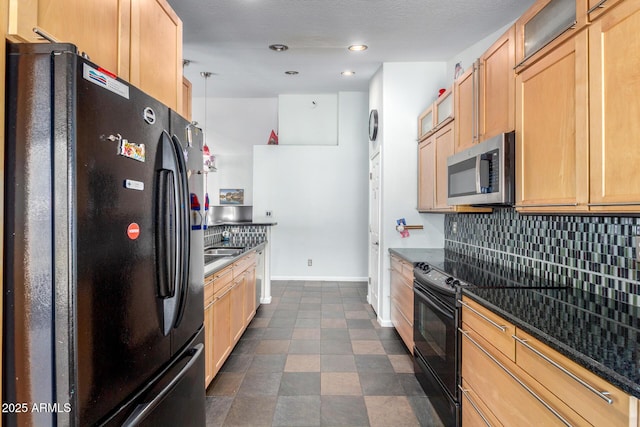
left=260, top=296, right=272, bottom=304
left=377, top=318, right=393, bottom=328
left=271, top=276, right=368, bottom=282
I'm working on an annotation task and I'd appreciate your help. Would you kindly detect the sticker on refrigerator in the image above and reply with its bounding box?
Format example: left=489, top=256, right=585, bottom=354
left=118, top=139, right=146, bottom=162
left=83, top=63, right=130, bottom=99
left=124, top=179, right=144, bottom=191
left=127, top=223, right=140, bottom=240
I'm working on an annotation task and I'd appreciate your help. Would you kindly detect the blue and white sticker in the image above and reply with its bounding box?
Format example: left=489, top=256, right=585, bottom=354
left=83, top=64, right=130, bottom=99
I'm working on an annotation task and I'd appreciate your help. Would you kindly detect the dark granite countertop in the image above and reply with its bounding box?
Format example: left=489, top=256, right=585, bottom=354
left=388, top=247, right=640, bottom=398
left=389, top=248, right=445, bottom=266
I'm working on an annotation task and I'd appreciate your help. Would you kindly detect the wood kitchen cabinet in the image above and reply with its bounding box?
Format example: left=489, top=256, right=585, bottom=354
left=8, top=0, right=184, bottom=111
left=417, top=86, right=453, bottom=142
left=211, top=284, right=232, bottom=378
left=417, top=122, right=454, bottom=213
left=454, top=26, right=516, bottom=153
left=514, top=0, right=588, bottom=72
left=460, top=295, right=635, bottom=427
left=181, top=77, right=193, bottom=121
left=7, top=0, right=129, bottom=77
left=130, top=0, right=183, bottom=111
left=204, top=250, right=259, bottom=387
left=230, top=273, right=245, bottom=344
left=588, top=0, right=640, bottom=212
left=515, top=29, right=590, bottom=212
left=389, top=255, right=414, bottom=354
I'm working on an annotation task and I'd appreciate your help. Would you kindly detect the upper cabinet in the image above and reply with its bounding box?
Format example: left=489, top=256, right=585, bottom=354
left=454, top=26, right=516, bottom=153
left=516, top=0, right=640, bottom=213
left=588, top=0, right=640, bottom=211
left=515, top=0, right=588, bottom=72
left=7, top=0, right=184, bottom=111
left=515, top=29, right=589, bottom=212
left=417, top=86, right=454, bottom=142
left=7, top=0, right=128, bottom=77
left=129, top=0, right=183, bottom=111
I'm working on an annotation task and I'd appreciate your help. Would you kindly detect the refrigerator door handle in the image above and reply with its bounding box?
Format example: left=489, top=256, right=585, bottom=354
left=155, top=169, right=177, bottom=298
left=169, top=134, right=191, bottom=329
left=121, top=343, right=204, bottom=427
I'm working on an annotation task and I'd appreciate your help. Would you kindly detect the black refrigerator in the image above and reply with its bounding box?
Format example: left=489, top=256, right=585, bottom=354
left=4, top=43, right=206, bottom=426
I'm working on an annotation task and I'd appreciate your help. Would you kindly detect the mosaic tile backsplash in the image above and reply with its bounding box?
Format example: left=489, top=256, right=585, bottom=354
left=444, top=209, right=640, bottom=306
left=204, top=225, right=267, bottom=248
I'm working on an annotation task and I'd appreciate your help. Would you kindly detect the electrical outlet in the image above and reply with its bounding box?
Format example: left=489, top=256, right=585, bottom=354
left=452, top=221, right=457, bottom=234
left=308, top=259, right=312, bottom=266
left=266, top=211, right=272, bottom=217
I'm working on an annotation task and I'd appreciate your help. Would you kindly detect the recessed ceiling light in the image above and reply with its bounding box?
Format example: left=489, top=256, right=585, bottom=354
left=269, top=44, right=289, bottom=52
left=348, top=45, right=368, bottom=52
left=285, top=70, right=299, bottom=75
left=341, top=71, right=356, bottom=76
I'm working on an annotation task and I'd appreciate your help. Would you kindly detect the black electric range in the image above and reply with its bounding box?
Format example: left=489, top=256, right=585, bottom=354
left=412, top=250, right=570, bottom=427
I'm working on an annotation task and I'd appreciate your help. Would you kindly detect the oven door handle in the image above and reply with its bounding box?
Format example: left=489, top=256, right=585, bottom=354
left=414, top=285, right=454, bottom=320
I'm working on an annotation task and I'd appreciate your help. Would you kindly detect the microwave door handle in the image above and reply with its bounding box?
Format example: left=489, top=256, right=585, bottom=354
left=475, top=155, right=482, bottom=194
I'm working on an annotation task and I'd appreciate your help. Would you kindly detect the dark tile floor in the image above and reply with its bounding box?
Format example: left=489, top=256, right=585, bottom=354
left=205, top=280, right=444, bottom=427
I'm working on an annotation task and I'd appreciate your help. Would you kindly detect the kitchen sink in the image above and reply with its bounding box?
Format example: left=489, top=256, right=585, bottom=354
left=204, top=247, right=244, bottom=257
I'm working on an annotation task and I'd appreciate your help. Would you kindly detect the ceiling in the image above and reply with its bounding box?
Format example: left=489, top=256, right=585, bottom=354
left=168, top=0, right=535, bottom=98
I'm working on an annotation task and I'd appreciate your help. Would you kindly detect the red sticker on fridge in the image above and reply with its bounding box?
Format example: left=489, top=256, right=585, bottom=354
left=127, top=223, right=140, bottom=240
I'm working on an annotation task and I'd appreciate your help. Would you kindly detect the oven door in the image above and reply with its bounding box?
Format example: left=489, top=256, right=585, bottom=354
left=413, top=283, right=458, bottom=398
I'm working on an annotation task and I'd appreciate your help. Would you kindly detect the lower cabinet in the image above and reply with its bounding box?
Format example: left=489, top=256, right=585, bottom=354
left=211, top=286, right=232, bottom=378
left=230, top=273, right=245, bottom=344
left=204, top=251, right=259, bottom=388
left=460, top=295, right=635, bottom=427
left=389, top=254, right=414, bottom=354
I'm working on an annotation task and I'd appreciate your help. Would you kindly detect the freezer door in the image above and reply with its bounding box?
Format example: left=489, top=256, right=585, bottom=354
left=169, top=111, right=205, bottom=355
left=103, top=328, right=206, bottom=426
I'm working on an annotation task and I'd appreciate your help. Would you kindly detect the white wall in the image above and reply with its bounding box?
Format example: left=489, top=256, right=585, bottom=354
left=370, top=62, right=448, bottom=325
left=253, top=92, right=369, bottom=280
left=191, top=97, right=278, bottom=206
left=445, top=22, right=514, bottom=84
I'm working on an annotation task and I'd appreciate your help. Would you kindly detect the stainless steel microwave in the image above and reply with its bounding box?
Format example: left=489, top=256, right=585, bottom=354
left=447, top=131, right=515, bottom=206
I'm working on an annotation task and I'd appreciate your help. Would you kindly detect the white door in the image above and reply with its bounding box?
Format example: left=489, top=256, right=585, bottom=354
left=368, top=152, right=381, bottom=315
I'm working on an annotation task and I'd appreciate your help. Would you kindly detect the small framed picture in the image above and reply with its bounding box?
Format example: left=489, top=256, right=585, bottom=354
left=219, top=189, right=244, bottom=205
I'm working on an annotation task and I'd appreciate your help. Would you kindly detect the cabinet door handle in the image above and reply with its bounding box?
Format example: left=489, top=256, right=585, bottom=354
left=512, top=335, right=614, bottom=405
left=588, top=202, right=640, bottom=206
left=515, top=203, right=579, bottom=208
left=458, top=385, right=493, bottom=427
left=215, top=286, right=233, bottom=301
left=587, top=0, right=608, bottom=14
left=458, top=300, right=507, bottom=332
left=459, top=329, right=574, bottom=427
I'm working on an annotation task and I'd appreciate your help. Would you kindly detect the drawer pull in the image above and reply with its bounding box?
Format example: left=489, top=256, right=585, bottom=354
left=460, top=329, right=573, bottom=427
left=459, top=385, right=492, bottom=427
left=587, top=202, right=640, bottom=206
left=214, top=286, right=233, bottom=301
left=458, top=300, right=507, bottom=332
left=515, top=203, right=579, bottom=208
left=513, top=335, right=614, bottom=405
left=587, top=0, right=608, bottom=14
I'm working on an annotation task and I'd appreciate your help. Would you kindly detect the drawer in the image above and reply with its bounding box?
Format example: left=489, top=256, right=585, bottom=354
left=515, top=329, right=630, bottom=427
left=212, top=265, right=233, bottom=296
left=204, top=280, right=214, bottom=306
left=460, top=378, right=504, bottom=427
left=460, top=296, right=516, bottom=361
left=390, top=254, right=414, bottom=283
left=233, top=251, right=255, bottom=276
left=461, top=323, right=589, bottom=427
left=390, top=275, right=413, bottom=325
